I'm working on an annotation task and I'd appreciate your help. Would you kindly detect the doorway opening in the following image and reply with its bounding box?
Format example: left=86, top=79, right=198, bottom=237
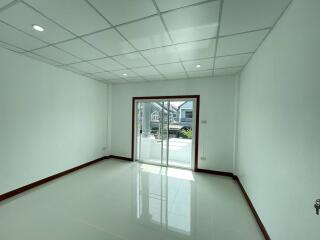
left=132, top=96, right=199, bottom=170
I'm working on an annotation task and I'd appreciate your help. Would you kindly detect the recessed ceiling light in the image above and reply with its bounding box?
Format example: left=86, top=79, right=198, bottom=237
left=32, top=24, right=44, bottom=32
left=196, top=64, right=201, bottom=68
left=122, top=73, right=127, bottom=76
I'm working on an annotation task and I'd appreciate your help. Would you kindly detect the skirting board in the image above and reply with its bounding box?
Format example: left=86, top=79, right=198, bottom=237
left=0, top=155, right=270, bottom=240
left=195, top=169, right=270, bottom=239
left=0, top=156, right=109, bottom=202
left=109, top=155, right=133, bottom=161
left=233, top=175, right=271, bottom=240
left=195, top=168, right=234, bottom=177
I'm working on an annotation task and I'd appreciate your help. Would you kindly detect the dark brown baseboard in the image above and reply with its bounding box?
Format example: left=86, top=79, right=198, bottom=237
left=233, top=176, right=271, bottom=240
left=194, top=169, right=270, bottom=240
left=109, top=155, right=133, bottom=161
left=0, top=156, right=108, bottom=202
left=195, top=168, right=235, bottom=177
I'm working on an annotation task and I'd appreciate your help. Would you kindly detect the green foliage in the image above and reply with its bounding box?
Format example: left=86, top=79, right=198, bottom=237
left=181, top=129, right=192, bottom=139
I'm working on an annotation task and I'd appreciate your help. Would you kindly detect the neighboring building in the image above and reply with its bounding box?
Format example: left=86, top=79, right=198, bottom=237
left=177, top=101, right=193, bottom=127
left=144, top=101, right=193, bottom=138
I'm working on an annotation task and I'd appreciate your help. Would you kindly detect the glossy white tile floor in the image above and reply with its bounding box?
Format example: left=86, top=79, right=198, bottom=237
left=0, top=159, right=264, bottom=240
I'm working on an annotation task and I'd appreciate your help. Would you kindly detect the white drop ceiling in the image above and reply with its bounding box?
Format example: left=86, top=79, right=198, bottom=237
left=0, top=0, right=292, bottom=84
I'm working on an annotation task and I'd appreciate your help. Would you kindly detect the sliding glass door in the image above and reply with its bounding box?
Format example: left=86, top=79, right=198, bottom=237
left=135, top=99, right=195, bottom=169
left=136, top=100, right=165, bottom=166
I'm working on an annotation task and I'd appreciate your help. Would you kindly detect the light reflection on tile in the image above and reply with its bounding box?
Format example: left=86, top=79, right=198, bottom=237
left=0, top=160, right=264, bottom=240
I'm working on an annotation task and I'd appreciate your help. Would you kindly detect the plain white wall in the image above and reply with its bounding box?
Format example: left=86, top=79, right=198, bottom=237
left=110, top=76, right=237, bottom=172
left=236, top=0, right=320, bottom=239
left=0, top=48, right=108, bottom=195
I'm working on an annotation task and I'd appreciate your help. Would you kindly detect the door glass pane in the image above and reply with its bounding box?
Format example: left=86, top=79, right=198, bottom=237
left=167, top=100, right=193, bottom=168
left=137, top=101, right=163, bottom=165
left=161, top=101, right=169, bottom=166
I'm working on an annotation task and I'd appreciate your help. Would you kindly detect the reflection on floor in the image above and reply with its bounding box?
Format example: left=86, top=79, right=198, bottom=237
left=0, top=160, right=264, bottom=240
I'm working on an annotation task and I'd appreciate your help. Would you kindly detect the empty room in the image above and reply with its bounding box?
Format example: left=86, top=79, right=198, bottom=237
left=0, top=0, right=318, bottom=239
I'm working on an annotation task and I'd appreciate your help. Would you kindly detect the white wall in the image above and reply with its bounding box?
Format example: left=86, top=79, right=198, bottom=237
left=110, top=76, right=236, bottom=172
left=0, top=48, right=108, bottom=195
left=236, top=0, right=320, bottom=239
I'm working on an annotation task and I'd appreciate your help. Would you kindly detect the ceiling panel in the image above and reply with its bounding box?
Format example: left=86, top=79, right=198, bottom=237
left=111, top=69, right=139, bottom=78
left=88, top=0, right=156, bottom=25
left=0, top=21, right=46, bottom=51
left=25, top=0, right=109, bottom=36
left=188, top=70, right=213, bottom=78
left=33, top=46, right=81, bottom=65
left=0, top=40, right=24, bottom=52
left=0, top=0, right=14, bottom=9
left=89, top=57, right=125, bottom=71
left=56, top=38, right=105, bottom=60
left=164, top=72, right=188, bottom=80
left=155, top=0, right=206, bottom=12
left=0, top=2, right=74, bottom=43
left=144, top=74, right=166, bottom=81
left=217, top=30, right=268, bottom=56
left=215, top=53, right=252, bottom=69
left=113, top=52, right=149, bottom=68
left=155, top=62, right=185, bottom=74
left=22, top=52, right=61, bottom=65
left=141, top=45, right=180, bottom=65
left=69, top=62, right=103, bottom=74
left=214, top=67, right=242, bottom=76
left=58, top=65, right=87, bottom=75
left=125, top=77, right=146, bottom=82
left=132, top=66, right=159, bottom=76
left=176, top=39, right=216, bottom=61
left=220, top=0, right=292, bottom=35
left=91, top=71, right=118, bottom=80
left=0, top=0, right=293, bottom=82
left=118, top=16, right=171, bottom=50
left=183, top=58, right=214, bottom=72
left=83, top=29, right=135, bottom=56
left=163, top=1, right=219, bottom=43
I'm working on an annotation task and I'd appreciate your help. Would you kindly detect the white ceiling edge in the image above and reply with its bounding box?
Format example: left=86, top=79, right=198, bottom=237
left=3, top=46, right=105, bottom=82
left=0, top=44, right=241, bottom=85
left=108, top=74, right=239, bottom=85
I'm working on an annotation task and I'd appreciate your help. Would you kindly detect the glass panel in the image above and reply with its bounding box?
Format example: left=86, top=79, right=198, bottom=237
left=167, top=100, right=193, bottom=168
left=162, top=101, right=169, bottom=166
left=136, top=99, right=194, bottom=169
left=137, top=101, right=163, bottom=165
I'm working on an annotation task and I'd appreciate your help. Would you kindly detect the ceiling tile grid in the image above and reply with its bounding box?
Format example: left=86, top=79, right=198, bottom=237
left=0, top=2, right=74, bottom=43
left=55, top=38, right=106, bottom=60
left=117, top=16, right=172, bottom=50
left=68, top=62, right=104, bottom=74
left=25, top=0, right=110, bottom=36
left=89, top=57, right=126, bottom=71
left=82, top=29, right=135, bottom=56
left=183, top=58, right=214, bottom=72
left=214, top=53, right=252, bottom=69
left=155, top=62, right=185, bottom=75
left=113, top=52, right=150, bottom=68
left=0, top=0, right=292, bottom=83
left=0, top=0, right=14, bottom=9
left=33, top=46, right=81, bottom=65
left=162, top=1, right=220, bottom=44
